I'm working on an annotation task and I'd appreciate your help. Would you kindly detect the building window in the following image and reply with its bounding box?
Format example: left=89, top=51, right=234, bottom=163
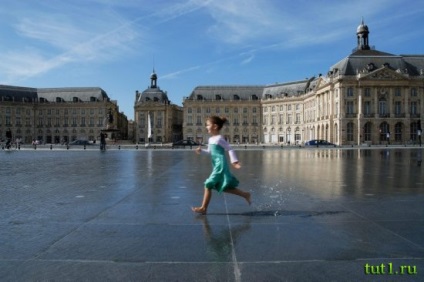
left=347, top=87, right=354, bottom=97
left=364, top=101, right=371, bottom=115
left=347, top=122, right=354, bottom=141
left=253, top=107, right=257, bottom=113
left=252, top=116, right=257, bottom=125
left=395, top=88, right=401, bottom=97
left=188, top=108, right=192, bottom=114
left=410, top=122, right=419, bottom=141
left=411, top=101, right=418, bottom=115
left=346, top=101, right=354, bottom=114
left=287, top=114, right=292, bottom=124
left=411, top=88, right=417, bottom=96
left=379, top=100, right=387, bottom=116
left=364, top=122, right=372, bottom=141
left=395, top=101, right=402, bottom=115
left=364, top=88, right=371, bottom=97
left=395, top=123, right=402, bottom=141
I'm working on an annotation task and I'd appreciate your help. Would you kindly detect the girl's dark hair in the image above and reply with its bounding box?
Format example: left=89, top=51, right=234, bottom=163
left=208, top=116, right=227, bottom=130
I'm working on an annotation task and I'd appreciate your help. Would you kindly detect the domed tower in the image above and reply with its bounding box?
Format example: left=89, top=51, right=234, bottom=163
left=133, top=70, right=183, bottom=144
left=136, top=70, right=170, bottom=104
left=357, top=19, right=370, bottom=50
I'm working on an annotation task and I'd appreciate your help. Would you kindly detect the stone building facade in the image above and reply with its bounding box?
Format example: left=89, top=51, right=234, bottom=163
left=182, top=86, right=263, bottom=144
left=184, top=21, right=423, bottom=146
left=134, top=71, right=183, bottom=143
left=0, top=85, right=127, bottom=144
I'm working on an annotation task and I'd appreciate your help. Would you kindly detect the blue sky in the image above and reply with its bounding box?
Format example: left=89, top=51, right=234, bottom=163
left=1, top=0, right=423, bottom=119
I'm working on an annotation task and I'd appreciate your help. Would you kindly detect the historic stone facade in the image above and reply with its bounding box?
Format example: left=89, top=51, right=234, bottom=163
left=0, top=85, right=127, bottom=144
left=184, top=21, right=423, bottom=146
left=182, top=86, right=263, bottom=144
left=134, top=71, right=183, bottom=143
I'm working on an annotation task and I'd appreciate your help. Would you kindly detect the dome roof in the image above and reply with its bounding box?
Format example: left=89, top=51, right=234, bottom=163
left=357, top=24, right=368, bottom=33
left=357, top=19, right=369, bottom=33
left=138, top=87, right=169, bottom=103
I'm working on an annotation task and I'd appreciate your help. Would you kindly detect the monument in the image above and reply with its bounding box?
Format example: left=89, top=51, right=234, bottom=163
left=100, top=108, right=119, bottom=146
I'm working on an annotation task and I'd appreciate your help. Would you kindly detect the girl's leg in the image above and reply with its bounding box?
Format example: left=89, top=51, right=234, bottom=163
left=224, top=188, right=251, bottom=205
left=192, top=188, right=212, bottom=214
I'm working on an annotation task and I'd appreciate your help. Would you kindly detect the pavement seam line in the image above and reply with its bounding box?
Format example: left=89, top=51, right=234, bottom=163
left=223, top=195, right=242, bottom=282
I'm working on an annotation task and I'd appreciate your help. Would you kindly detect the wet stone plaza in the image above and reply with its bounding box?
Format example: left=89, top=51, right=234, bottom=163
left=0, top=147, right=423, bottom=281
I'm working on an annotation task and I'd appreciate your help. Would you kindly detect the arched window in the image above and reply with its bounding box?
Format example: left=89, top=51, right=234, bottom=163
left=394, top=123, right=402, bottom=142
left=379, top=122, right=390, bottom=142
left=364, top=122, right=372, bottom=141
left=347, top=122, right=354, bottom=142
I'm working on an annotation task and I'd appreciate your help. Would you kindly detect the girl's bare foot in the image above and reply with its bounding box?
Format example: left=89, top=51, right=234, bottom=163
left=192, top=206, right=207, bottom=215
left=245, top=192, right=251, bottom=205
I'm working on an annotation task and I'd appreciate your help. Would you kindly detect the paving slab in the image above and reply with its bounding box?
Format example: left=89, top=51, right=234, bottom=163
left=0, top=148, right=423, bottom=281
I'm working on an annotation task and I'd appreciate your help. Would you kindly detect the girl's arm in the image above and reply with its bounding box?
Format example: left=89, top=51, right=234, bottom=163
left=218, top=138, right=239, bottom=164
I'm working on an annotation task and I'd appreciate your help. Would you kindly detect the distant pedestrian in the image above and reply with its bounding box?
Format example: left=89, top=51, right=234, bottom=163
left=5, top=128, right=12, bottom=149
left=100, top=133, right=106, bottom=151
left=192, top=116, right=251, bottom=215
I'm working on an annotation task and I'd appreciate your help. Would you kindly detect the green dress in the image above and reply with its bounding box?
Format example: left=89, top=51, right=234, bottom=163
left=204, top=144, right=239, bottom=193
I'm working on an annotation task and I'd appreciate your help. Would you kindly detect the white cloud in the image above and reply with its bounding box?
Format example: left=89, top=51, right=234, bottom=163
left=0, top=3, right=143, bottom=83
left=241, top=53, right=255, bottom=65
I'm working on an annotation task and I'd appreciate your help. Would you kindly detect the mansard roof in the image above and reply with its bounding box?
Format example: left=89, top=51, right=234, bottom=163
left=262, top=77, right=319, bottom=98
left=187, top=85, right=264, bottom=101
left=37, top=87, right=110, bottom=102
left=0, top=85, right=110, bottom=103
left=0, top=85, right=38, bottom=102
